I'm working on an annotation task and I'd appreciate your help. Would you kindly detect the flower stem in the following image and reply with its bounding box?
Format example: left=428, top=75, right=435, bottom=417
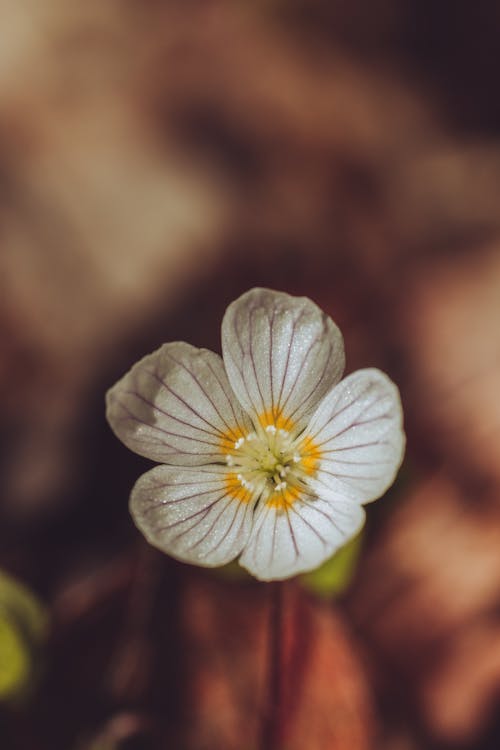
left=260, top=581, right=285, bottom=750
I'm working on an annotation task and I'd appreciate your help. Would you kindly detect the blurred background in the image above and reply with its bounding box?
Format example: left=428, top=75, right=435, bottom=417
left=1, top=1, right=500, bottom=748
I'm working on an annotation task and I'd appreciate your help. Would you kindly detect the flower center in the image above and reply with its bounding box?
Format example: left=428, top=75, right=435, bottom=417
left=224, top=422, right=321, bottom=509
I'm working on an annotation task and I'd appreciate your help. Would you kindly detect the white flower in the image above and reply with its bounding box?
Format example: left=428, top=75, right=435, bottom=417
left=106, top=288, right=405, bottom=581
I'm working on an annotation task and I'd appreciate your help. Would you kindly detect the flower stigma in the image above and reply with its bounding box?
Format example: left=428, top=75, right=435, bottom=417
left=224, top=418, right=321, bottom=510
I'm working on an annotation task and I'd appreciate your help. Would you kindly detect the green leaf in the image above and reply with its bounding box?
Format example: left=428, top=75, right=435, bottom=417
left=0, top=616, right=31, bottom=699
left=300, top=533, right=363, bottom=598
left=0, top=570, right=49, bottom=701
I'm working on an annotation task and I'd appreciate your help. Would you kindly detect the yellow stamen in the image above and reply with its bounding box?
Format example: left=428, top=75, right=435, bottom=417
left=266, top=485, right=301, bottom=510
left=258, top=409, right=293, bottom=432
left=224, top=472, right=254, bottom=504
left=219, top=426, right=247, bottom=454
left=298, top=435, right=322, bottom=475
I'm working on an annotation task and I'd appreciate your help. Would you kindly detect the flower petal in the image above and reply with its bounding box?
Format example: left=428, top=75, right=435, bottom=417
left=106, top=342, right=253, bottom=464
left=130, top=465, right=255, bottom=567
left=221, top=288, right=345, bottom=432
left=239, top=491, right=365, bottom=581
left=305, top=368, right=405, bottom=504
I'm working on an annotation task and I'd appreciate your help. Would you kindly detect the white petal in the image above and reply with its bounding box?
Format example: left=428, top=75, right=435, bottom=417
left=221, top=288, right=345, bottom=432
left=106, top=342, right=252, bottom=464
left=305, top=368, right=405, bottom=504
left=130, top=465, right=255, bottom=567
left=239, top=491, right=365, bottom=581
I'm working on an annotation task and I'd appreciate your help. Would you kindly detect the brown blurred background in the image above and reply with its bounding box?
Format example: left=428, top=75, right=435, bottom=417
left=1, top=1, right=500, bottom=748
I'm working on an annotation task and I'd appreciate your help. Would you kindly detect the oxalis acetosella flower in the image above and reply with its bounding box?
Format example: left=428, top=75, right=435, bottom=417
left=106, top=288, right=405, bottom=581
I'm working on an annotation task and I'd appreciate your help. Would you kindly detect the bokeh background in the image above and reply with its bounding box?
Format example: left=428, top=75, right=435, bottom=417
left=1, top=2, right=500, bottom=748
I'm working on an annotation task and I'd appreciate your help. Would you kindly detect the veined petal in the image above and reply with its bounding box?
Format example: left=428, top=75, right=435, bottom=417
left=130, top=465, right=255, bottom=567
left=305, top=368, right=405, bottom=504
left=221, top=288, right=344, bottom=433
left=239, top=490, right=365, bottom=581
left=106, top=342, right=253, bottom=464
